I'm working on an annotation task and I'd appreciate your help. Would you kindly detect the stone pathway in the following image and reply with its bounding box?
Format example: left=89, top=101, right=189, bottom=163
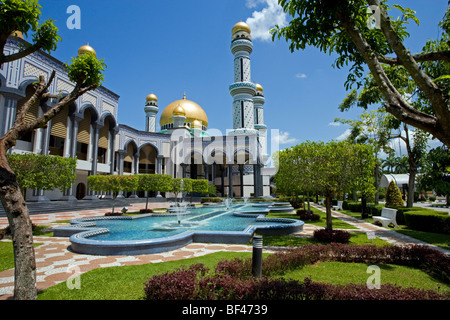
left=1, top=202, right=448, bottom=300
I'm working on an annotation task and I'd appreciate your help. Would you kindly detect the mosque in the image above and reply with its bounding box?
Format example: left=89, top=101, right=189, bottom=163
left=0, top=22, right=273, bottom=201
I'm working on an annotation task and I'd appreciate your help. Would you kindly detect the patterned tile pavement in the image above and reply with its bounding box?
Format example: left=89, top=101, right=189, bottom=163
left=1, top=202, right=448, bottom=300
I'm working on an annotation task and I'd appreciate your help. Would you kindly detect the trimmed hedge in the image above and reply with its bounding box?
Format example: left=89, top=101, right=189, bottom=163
left=313, top=229, right=351, bottom=243
left=296, top=210, right=320, bottom=221
left=404, top=210, right=450, bottom=234
left=201, top=197, right=223, bottom=203
left=143, top=244, right=450, bottom=300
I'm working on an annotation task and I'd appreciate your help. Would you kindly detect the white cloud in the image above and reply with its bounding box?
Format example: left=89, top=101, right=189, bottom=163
left=295, top=73, right=307, bottom=79
left=276, top=130, right=298, bottom=145
left=336, top=128, right=351, bottom=141
left=328, top=122, right=341, bottom=127
left=245, top=0, right=288, bottom=41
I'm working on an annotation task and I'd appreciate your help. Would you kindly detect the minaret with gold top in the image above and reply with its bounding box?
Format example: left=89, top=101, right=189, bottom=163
left=229, top=22, right=258, bottom=136
left=144, top=93, right=159, bottom=132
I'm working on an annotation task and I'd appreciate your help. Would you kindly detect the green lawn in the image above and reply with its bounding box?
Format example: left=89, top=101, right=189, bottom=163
left=282, top=261, right=450, bottom=291
left=267, top=206, right=358, bottom=230
left=0, top=241, right=42, bottom=272
left=37, top=252, right=256, bottom=300
left=259, top=231, right=390, bottom=247
left=396, top=227, right=450, bottom=251
left=37, top=250, right=449, bottom=300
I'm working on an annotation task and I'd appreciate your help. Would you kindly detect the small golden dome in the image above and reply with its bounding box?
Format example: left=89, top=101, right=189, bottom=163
left=78, top=44, right=96, bottom=57
left=232, top=21, right=251, bottom=35
left=146, top=93, right=158, bottom=102
left=160, top=93, right=208, bottom=128
left=192, top=120, right=202, bottom=128
left=255, top=83, right=263, bottom=92
left=173, top=105, right=186, bottom=116
left=10, top=31, right=24, bottom=39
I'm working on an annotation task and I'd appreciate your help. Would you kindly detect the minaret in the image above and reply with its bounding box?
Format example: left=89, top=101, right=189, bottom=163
left=144, top=93, right=159, bottom=132
left=229, top=22, right=258, bottom=136
left=253, top=83, right=266, bottom=130
left=253, top=83, right=268, bottom=162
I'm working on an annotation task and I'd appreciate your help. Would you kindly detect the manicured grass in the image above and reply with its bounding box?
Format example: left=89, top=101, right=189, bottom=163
left=0, top=241, right=14, bottom=271
left=37, top=251, right=256, bottom=300
left=0, top=241, right=42, bottom=272
left=267, top=207, right=358, bottom=230
left=260, top=231, right=390, bottom=247
left=282, top=261, right=450, bottom=291
left=37, top=250, right=449, bottom=300
left=338, top=208, right=374, bottom=223
left=396, top=227, right=450, bottom=251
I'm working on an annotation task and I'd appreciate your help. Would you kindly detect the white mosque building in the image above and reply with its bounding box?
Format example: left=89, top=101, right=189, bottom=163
left=0, top=22, right=273, bottom=201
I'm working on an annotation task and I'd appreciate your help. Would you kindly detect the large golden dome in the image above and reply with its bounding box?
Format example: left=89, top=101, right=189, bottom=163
left=160, top=94, right=208, bottom=128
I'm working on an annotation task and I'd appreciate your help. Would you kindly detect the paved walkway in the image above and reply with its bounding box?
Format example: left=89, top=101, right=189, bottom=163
left=0, top=202, right=448, bottom=300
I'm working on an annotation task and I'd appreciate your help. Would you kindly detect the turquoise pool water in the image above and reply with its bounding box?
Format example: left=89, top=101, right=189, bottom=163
left=84, top=204, right=291, bottom=241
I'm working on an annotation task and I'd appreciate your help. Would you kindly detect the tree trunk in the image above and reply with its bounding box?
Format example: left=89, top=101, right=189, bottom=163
left=325, top=191, right=333, bottom=231
left=145, top=193, right=149, bottom=211
left=306, top=191, right=311, bottom=212
left=361, top=195, right=368, bottom=219
left=407, top=168, right=417, bottom=208
left=0, top=167, right=36, bottom=300
left=374, top=163, right=380, bottom=205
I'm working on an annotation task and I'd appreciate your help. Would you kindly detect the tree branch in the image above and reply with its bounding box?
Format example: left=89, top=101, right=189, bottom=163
left=378, top=50, right=450, bottom=65
left=339, top=12, right=437, bottom=128
left=14, top=71, right=56, bottom=128
left=0, top=43, right=41, bottom=67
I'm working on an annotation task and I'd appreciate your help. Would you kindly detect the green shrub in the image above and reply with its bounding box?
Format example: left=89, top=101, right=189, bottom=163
left=347, top=202, right=363, bottom=212
left=368, top=204, right=384, bottom=216
left=385, top=181, right=405, bottom=208
left=391, top=207, right=426, bottom=225
left=404, top=210, right=450, bottom=234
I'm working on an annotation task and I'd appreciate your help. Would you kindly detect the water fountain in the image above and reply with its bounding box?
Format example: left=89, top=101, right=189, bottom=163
left=223, top=197, right=233, bottom=210
left=167, top=179, right=191, bottom=224
left=168, top=200, right=190, bottom=224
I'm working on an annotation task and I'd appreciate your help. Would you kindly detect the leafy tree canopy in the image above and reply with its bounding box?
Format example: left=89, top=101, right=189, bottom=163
left=0, top=0, right=61, bottom=64
left=6, top=153, right=76, bottom=192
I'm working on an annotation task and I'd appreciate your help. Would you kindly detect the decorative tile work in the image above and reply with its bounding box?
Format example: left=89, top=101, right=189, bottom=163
left=23, top=62, right=48, bottom=81
left=102, top=100, right=115, bottom=115
left=82, top=93, right=97, bottom=107
left=56, top=78, right=75, bottom=93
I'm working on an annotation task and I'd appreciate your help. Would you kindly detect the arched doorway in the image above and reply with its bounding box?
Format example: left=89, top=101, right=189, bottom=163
left=138, top=144, right=157, bottom=174
left=77, top=107, right=98, bottom=161
left=123, top=141, right=138, bottom=173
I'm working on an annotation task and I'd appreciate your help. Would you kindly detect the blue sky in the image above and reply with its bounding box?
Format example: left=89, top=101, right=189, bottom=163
left=36, top=0, right=448, bottom=155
